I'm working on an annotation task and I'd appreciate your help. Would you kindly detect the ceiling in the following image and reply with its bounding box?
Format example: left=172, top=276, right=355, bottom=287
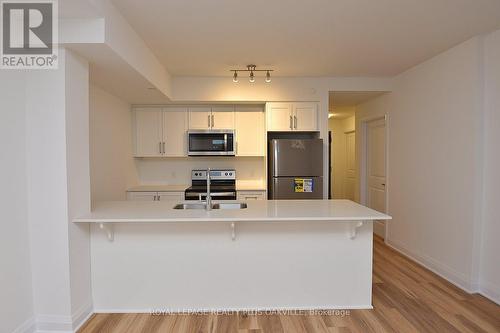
left=111, top=0, right=500, bottom=77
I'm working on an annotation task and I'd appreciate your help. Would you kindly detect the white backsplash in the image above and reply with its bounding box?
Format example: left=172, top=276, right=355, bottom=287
left=135, top=156, right=266, bottom=185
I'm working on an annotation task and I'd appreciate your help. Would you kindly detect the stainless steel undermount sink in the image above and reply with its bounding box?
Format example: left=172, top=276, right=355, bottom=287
left=212, top=203, right=248, bottom=210
left=173, top=203, right=207, bottom=210
left=173, top=202, right=248, bottom=210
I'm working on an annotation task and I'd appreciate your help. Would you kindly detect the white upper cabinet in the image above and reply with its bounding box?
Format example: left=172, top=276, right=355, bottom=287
left=266, top=103, right=293, bottom=131
left=235, top=106, right=265, bottom=156
left=188, top=106, right=212, bottom=130
left=133, top=108, right=163, bottom=157
left=133, top=107, right=188, bottom=157
left=293, top=102, right=318, bottom=131
left=163, top=107, right=188, bottom=156
left=266, top=102, right=318, bottom=132
left=188, top=106, right=234, bottom=130
left=211, top=106, right=235, bottom=129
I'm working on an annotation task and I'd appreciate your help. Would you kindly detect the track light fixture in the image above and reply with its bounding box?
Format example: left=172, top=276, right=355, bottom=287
left=230, top=65, right=274, bottom=83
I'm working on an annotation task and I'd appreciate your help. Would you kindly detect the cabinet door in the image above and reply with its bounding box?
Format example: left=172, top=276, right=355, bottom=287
left=266, top=103, right=293, bottom=131
left=158, top=192, right=184, bottom=202
left=188, top=107, right=212, bottom=130
left=293, top=102, right=318, bottom=131
left=163, top=107, right=188, bottom=156
left=133, top=108, right=163, bottom=156
left=237, top=191, right=266, bottom=200
left=211, top=106, right=235, bottom=130
left=235, top=107, right=265, bottom=156
left=127, top=192, right=158, bottom=201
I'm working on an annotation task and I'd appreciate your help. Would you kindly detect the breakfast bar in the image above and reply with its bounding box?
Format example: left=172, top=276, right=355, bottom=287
left=74, top=199, right=391, bottom=312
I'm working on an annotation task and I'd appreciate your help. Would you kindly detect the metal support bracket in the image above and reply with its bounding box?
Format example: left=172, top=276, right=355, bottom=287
left=99, top=223, right=114, bottom=242
left=348, top=221, right=365, bottom=239
left=231, top=222, right=236, bottom=241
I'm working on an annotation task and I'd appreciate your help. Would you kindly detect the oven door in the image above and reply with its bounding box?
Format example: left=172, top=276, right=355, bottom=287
left=188, top=130, right=235, bottom=156
left=185, top=192, right=237, bottom=201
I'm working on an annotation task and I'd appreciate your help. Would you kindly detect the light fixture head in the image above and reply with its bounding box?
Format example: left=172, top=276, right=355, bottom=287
left=230, top=65, right=273, bottom=83
left=265, top=70, right=271, bottom=83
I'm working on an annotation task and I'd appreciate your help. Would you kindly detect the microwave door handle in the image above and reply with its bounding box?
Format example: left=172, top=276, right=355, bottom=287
left=224, top=134, right=227, bottom=152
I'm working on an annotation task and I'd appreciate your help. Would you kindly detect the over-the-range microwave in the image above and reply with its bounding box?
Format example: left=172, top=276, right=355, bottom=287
left=187, top=130, right=235, bottom=156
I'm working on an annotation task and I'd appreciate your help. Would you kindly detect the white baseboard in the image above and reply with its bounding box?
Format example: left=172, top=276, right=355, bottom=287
left=479, top=280, right=500, bottom=305
left=35, top=314, right=73, bottom=333
left=12, top=317, right=36, bottom=333
left=71, top=302, right=93, bottom=332
left=33, top=302, right=93, bottom=333
left=386, top=238, right=475, bottom=292
left=93, top=304, right=373, bottom=314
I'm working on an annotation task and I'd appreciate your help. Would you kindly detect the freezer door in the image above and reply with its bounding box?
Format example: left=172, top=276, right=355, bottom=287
left=270, top=177, right=323, bottom=199
left=270, top=139, right=323, bottom=177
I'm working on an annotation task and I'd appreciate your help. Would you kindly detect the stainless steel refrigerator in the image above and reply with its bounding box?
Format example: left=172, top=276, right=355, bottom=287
left=269, top=139, right=323, bottom=199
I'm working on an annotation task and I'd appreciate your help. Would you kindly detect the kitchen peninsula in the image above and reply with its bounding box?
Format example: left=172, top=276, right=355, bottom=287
left=75, top=199, right=390, bottom=312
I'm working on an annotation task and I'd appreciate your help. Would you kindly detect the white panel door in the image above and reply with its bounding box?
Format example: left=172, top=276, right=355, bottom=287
left=293, top=102, right=318, bottom=131
left=188, top=107, right=212, bottom=130
left=366, top=118, right=386, bottom=238
left=163, top=107, right=188, bottom=156
left=344, top=131, right=356, bottom=200
left=211, top=106, right=235, bottom=130
left=266, top=103, right=293, bottom=131
left=235, top=107, right=265, bottom=156
left=133, top=108, right=163, bottom=157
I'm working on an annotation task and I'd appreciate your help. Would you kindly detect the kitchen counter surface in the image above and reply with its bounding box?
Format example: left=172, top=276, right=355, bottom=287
left=127, top=185, right=188, bottom=192
left=74, top=199, right=391, bottom=223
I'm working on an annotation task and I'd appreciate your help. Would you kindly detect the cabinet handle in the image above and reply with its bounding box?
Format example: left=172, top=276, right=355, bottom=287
left=208, top=115, right=211, bottom=128
left=159, top=142, right=162, bottom=154
left=153, top=195, right=157, bottom=201
left=157, top=195, right=161, bottom=201
left=211, top=114, right=215, bottom=128
left=162, top=142, right=165, bottom=154
left=289, top=115, right=293, bottom=130
left=245, top=196, right=259, bottom=200
left=294, top=115, right=297, bottom=129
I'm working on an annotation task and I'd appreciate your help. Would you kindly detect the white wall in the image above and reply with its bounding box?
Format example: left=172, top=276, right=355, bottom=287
left=356, top=37, right=485, bottom=293
left=90, top=85, right=138, bottom=202
left=0, top=72, right=36, bottom=333
left=329, top=113, right=355, bottom=199
left=65, top=51, right=94, bottom=327
left=25, top=48, right=93, bottom=331
left=480, top=29, right=500, bottom=303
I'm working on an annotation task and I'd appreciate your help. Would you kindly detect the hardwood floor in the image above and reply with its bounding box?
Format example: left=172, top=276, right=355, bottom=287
left=78, top=236, right=500, bottom=333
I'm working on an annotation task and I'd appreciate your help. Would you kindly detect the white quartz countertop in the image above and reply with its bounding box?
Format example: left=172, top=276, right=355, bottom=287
left=74, top=200, right=391, bottom=223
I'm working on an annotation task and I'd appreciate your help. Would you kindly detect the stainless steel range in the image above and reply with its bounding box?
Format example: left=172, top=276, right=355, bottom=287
left=184, top=169, right=236, bottom=201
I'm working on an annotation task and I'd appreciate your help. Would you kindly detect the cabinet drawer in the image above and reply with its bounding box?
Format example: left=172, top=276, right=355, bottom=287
left=237, top=191, right=266, bottom=200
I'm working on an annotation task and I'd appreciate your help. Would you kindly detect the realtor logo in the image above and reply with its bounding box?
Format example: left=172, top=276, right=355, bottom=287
left=1, top=0, right=58, bottom=69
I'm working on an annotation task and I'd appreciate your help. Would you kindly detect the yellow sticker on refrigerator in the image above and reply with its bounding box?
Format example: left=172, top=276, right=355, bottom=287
left=294, top=178, right=313, bottom=193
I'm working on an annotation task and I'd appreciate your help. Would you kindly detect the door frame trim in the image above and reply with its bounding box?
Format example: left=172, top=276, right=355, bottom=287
left=359, top=114, right=389, bottom=240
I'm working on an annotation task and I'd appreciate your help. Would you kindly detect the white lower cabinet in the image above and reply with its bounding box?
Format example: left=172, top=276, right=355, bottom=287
left=127, top=191, right=184, bottom=201
left=157, top=192, right=184, bottom=201
left=237, top=191, right=266, bottom=200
